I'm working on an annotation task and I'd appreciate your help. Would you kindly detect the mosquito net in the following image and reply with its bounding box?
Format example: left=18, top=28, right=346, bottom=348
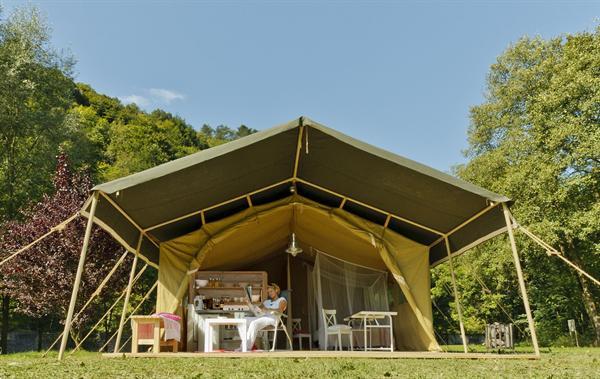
left=311, top=250, right=389, bottom=349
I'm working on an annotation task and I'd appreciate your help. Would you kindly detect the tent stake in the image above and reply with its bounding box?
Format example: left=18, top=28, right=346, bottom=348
left=58, top=192, right=99, bottom=360
left=114, top=236, right=141, bottom=352
left=444, top=236, right=468, bottom=353
left=501, top=204, right=540, bottom=356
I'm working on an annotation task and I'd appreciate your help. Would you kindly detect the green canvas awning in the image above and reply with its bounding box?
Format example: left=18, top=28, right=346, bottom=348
left=84, top=116, right=510, bottom=268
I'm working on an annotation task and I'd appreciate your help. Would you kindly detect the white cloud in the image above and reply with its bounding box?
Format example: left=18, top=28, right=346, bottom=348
left=119, top=88, right=185, bottom=108
left=148, top=88, right=185, bottom=103
left=119, top=94, right=150, bottom=107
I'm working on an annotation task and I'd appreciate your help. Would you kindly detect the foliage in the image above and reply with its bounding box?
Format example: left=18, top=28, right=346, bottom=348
left=0, top=153, right=131, bottom=335
left=0, top=5, right=75, bottom=221
left=436, top=28, right=600, bottom=346
left=65, top=84, right=256, bottom=182
left=198, top=123, right=256, bottom=148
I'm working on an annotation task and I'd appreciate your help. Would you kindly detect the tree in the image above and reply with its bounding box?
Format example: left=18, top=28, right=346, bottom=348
left=0, top=152, right=131, bottom=351
left=0, top=6, right=75, bottom=353
left=198, top=124, right=257, bottom=148
left=455, top=28, right=600, bottom=345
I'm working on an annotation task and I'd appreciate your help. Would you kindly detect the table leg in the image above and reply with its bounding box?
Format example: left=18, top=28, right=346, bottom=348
left=131, top=320, right=138, bottom=353
left=204, top=323, right=211, bottom=352
left=153, top=320, right=160, bottom=353
left=240, top=323, right=247, bottom=353
left=388, top=315, right=394, bottom=352
left=363, top=318, right=367, bottom=352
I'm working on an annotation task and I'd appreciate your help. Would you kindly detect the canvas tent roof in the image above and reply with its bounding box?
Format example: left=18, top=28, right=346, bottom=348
left=84, top=116, right=511, bottom=269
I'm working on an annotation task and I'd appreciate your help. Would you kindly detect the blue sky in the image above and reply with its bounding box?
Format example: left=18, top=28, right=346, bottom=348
left=3, top=1, right=599, bottom=172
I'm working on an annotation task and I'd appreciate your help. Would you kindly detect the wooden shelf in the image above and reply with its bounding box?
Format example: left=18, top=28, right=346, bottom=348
left=189, top=271, right=268, bottom=306
left=194, top=287, right=263, bottom=290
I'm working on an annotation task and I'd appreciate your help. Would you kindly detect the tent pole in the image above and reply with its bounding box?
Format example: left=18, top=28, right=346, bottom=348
left=58, top=192, right=99, bottom=361
left=501, top=203, right=540, bottom=356
left=286, top=254, right=293, bottom=349
left=98, top=281, right=158, bottom=353
left=114, top=236, right=142, bottom=353
left=292, top=121, right=304, bottom=179
left=444, top=236, right=468, bottom=353
left=43, top=250, right=128, bottom=357
left=72, top=264, right=148, bottom=354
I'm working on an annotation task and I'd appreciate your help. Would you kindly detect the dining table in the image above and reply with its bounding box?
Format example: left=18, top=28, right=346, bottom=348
left=344, top=311, right=397, bottom=352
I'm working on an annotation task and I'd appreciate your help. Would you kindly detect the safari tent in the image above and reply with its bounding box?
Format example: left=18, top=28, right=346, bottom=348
left=54, top=116, right=540, bottom=358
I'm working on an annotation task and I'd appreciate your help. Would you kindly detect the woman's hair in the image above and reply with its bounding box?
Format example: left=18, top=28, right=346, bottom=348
left=267, top=283, right=281, bottom=295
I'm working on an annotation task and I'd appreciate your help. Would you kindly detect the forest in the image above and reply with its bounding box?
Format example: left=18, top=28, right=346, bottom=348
left=0, top=6, right=598, bottom=354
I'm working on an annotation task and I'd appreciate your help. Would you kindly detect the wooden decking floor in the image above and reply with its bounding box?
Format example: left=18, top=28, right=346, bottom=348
left=102, top=350, right=539, bottom=360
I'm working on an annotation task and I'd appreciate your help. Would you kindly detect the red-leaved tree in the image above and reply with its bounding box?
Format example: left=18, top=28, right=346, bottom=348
left=0, top=152, right=132, bottom=349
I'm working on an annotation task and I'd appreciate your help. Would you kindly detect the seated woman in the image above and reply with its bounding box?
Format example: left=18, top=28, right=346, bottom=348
left=243, top=283, right=287, bottom=351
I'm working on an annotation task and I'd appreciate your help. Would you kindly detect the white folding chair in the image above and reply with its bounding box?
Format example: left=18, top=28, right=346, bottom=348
left=262, top=311, right=293, bottom=351
left=321, top=309, right=353, bottom=351
left=292, top=318, right=312, bottom=350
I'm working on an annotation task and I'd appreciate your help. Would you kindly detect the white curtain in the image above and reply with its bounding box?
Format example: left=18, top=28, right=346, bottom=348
left=311, top=250, right=389, bottom=349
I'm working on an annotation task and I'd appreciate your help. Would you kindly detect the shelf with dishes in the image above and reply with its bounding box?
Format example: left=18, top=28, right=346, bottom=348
left=188, top=270, right=267, bottom=313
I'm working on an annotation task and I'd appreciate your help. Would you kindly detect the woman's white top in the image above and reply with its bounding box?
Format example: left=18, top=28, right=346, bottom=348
left=263, top=297, right=286, bottom=310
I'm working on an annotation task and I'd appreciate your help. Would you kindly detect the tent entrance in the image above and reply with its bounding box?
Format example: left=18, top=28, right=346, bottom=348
left=158, top=195, right=440, bottom=351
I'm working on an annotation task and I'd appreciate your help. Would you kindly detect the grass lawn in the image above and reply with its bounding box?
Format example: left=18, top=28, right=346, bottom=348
left=0, top=347, right=598, bottom=378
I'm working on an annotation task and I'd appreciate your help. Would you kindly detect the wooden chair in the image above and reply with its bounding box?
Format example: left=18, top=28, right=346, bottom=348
left=131, top=315, right=179, bottom=353
left=321, top=309, right=353, bottom=351
left=292, top=318, right=312, bottom=350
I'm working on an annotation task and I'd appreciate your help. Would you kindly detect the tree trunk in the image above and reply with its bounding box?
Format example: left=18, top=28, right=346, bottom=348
left=1, top=139, right=17, bottom=354
left=37, top=318, right=43, bottom=352
left=563, top=244, right=600, bottom=346
left=1, top=295, right=9, bottom=354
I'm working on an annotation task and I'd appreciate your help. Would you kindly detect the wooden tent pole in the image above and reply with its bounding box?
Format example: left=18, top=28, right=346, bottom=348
left=292, top=121, right=304, bottom=179
left=444, top=236, right=468, bottom=353
left=501, top=203, right=540, bottom=356
left=58, top=192, right=99, bottom=360
left=114, top=236, right=142, bottom=353
left=97, top=281, right=158, bottom=353
left=42, top=250, right=128, bottom=356
left=286, top=254, right=293, bottom=349
left=70, top=264, right=148, bottom=355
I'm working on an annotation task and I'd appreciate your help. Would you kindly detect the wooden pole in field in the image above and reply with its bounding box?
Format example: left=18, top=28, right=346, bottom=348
left=444, top=236, right=468, bottom=353
left=501, top=203, right=540, bottom=356
left=114, top=236, right=142, bottom=353
left=58, top=192, right=99, bottom=360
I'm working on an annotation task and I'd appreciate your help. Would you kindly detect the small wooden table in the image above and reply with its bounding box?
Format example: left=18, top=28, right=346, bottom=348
left=204, top=318, right=247, bottom=352
left=345, top=311, right=397, bottom=352
left=131, top=315, right=179, bottom=353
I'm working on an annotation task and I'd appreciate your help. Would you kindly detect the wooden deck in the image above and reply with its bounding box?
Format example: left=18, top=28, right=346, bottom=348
left=102, top=350, right=539, bottom=360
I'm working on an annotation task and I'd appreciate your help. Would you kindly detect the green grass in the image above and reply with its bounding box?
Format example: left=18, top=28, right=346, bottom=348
left=0, top=347, right=598, bottom=378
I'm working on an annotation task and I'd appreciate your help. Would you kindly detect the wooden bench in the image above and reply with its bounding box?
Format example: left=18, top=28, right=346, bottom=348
left=131, top=315, right=179, bottom=353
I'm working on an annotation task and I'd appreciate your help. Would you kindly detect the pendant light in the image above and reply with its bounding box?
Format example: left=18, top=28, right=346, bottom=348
left=285, top=233, right=303, bottom=257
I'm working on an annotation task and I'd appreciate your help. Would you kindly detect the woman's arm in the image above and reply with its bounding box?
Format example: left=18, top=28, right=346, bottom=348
left=278, top=298, right=287, bottom=313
